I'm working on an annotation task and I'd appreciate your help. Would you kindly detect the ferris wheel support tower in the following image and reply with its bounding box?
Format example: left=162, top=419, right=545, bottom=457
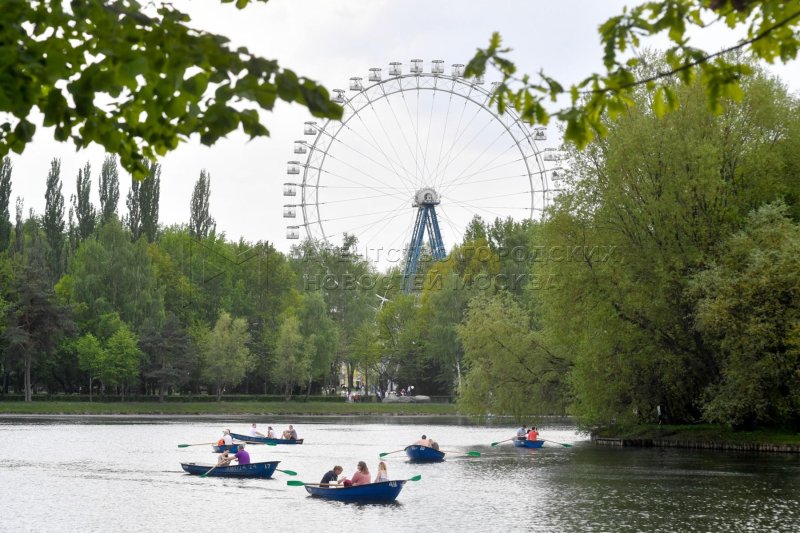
left=403, top=187, right=446, bottom=291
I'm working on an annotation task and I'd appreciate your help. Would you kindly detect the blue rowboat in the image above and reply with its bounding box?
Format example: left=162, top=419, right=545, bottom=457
left=405, top=444, right=445, bottom=462
left=181, top=461, right=279, bottom=478
left=304, top=480, right=406, bottom=502
left=229, top=432, right=304, bottom=445
left=513, top=439, right=545, bottom=449
left=211, top=444, right=242, bottom=453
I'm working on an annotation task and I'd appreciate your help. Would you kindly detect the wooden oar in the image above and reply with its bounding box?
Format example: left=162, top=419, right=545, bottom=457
left=177, top=442, right=216, bottom=448
left=287, top=474, right=422, bottom=487
left=439, top=450, right=481, bottom=457
left=378, top=448, right=407, bottom=458
left=542, top=439, right=573, bottom=448
left=490, top=437, right=515, bottom=447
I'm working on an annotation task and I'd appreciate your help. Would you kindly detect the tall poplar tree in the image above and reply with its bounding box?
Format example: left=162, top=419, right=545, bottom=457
left=0, top=157, right=11, bottom=252
left=74, top=162, right=96, bottom=241
left=14, top=197, right=23, bottom=255
left=140, top=162, right=160, bottom=243
left=43, top=158, right=65, bottom=279
left=125, top=178, right=141, bottom=241
left=99, top=155, right=120, bottom=223
left=126, top=162, right=160, bottom=242
left=189, top=169, right=215, bottom=239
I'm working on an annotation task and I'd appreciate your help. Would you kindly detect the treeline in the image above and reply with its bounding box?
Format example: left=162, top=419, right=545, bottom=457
left=441, top=65, right=800, bottom=430
left=2, top=58, right=799, bottom=432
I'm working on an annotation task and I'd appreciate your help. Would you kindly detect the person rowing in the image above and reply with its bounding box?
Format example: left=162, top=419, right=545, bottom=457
left=320, top=465, right=343, bottom=486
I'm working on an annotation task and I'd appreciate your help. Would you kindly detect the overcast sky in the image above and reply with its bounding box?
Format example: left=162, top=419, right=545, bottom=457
left=8, top=1, right=799, bottom=260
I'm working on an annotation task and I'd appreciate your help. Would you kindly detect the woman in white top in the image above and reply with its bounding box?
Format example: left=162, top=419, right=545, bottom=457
left=374, top=461, right=389, bottom=483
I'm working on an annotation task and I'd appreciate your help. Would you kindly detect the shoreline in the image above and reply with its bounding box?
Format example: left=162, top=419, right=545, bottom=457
left=591, top=424, right=800, bottom=454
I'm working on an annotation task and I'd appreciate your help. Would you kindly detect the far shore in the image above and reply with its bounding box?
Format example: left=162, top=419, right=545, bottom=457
left=0, top=400, right=464, bottom=417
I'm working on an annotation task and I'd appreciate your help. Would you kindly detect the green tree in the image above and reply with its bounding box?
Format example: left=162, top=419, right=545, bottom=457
left=63, top=218, right=163, bottom=330
left=104, top=323, right=143, bottom=400
left=691, top=203, right=800, bottom=429
left=43, top=158, right=65, bottom=279
left=458, top=293, right=570, bottom=419
left=98, top=155, right=120, bottom=223
left=535, top=69, right=799, bottom=427
left=3, top=264, right=74, bottom=401
left=140, top=312, right=195, bottom=402
left=467, top=1, right=800, bottom=148
left=199, top=310, right=253, bottom=401
left=0, top=0, right=341, bottom=178
left=0, top=157, right=11, bottom=252
left=190, top=169, right=215, bottom=239
left=74, top=333, right=106, bottom=402
left=272, top=315, right=310, bottom=400
left=298, top=292, right=338, bottom=397
left=139, top=162, right=160, bottom=243
left=73, top=162, right=96, bottom=242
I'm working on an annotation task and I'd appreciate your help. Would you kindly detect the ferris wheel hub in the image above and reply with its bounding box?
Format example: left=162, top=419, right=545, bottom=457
left=413, top=187, right=440, bottom=207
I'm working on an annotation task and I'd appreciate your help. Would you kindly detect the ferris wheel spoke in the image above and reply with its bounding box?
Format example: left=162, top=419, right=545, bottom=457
left=437, top=128, right=511, bottom=194
left=441, top=196, right=530, bottom=221
left=429, top=89, right=470, bottom=191
left=439, top=144, right=522, bottom=196
left=316, top=124, right=416, bottom=194
left=342, top=99, right=418, bottom=193
left=316, top=166, right=408, bottom=198
left=363, top=100, right=420, bottom=191
left=323, top=197, right=410, bottom=242
left=315, top=190, right=409, bottom=206
left=420, top=77, right=439, bottom=185
left=399, top=89, right=428, bottom=187
left=431, top=92, right=493, bottom=191
left=381, top=83, right=426, bottom=189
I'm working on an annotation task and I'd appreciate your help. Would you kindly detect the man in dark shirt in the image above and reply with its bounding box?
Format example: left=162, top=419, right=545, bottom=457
left=320, top=465, right=343, bottom=485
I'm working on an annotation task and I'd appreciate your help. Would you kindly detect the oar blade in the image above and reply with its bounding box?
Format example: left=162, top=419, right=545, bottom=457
left=379, top=453, right=389, bottom=458
left=178, top=444, right=190, bottom=448
left=286, top=480, right=306, bottom=486
left=490, top=442, right=500, bottom=447
left=278, top=469, right=298, bottom=476
left=466, top=451, right=481, bottom=457
left=407, top=474, right=422, bottom=482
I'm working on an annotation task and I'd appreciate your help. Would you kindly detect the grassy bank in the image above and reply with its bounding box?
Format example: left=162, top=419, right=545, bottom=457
left=0, top=401, right=461, bottom=416
left=593, top=424, right=800, bottom=445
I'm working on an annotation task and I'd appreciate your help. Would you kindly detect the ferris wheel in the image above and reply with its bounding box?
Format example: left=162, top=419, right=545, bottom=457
left=283, top=59, right=563, bottom=285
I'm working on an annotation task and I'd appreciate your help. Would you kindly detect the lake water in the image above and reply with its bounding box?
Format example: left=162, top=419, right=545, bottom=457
left=2, top=415, right=799, bottom=532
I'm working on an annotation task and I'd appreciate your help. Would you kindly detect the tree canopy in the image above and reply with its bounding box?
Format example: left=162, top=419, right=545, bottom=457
left=0, top=0, right=341, bottom=178
left=466, top=0, right=800, bottom=147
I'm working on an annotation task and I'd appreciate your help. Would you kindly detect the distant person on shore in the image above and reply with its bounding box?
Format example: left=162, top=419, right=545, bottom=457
left=414, top=434, right=428, bottom=445
left=248, top=423, right=265, bottom=438
left=320, top=465, right=343, bottom=486
left=374, top=461, right=389, bottom=483
left=232, top=443, right=251, bottom=465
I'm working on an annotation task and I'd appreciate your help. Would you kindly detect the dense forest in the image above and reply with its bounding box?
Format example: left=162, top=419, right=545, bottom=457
left=2, top=64, right=799, bottom=431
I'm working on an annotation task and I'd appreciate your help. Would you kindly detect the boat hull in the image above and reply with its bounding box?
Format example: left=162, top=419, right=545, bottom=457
left=230, top=432, right=304, bottom=445
left=513, top=439, right=545, bottom=449
left=181, top=461, right=279, bottom=478
left=304, top=480, right=406, bottom=502
left=404, top=445, right=445, bottom=462
left=211, top=444, right=242, bottom=453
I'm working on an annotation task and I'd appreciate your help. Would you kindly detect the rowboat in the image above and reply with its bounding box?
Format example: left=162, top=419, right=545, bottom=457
left=180, top=461, right=280, bottom=478
left=229, top=432, right=304, bottom=445
left=513, top=439, right=545, bottom=449
left=404, top=444, right=445, bottom=462
left=211, top=444, right=242, bottom=453
left=304, top=480, right=406, bottom=502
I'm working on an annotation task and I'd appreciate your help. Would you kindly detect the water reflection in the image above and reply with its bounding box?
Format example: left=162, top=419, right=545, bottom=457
left=1, top=416, right=797, bottom=532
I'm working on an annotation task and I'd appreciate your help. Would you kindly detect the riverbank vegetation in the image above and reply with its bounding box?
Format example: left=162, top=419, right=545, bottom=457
left=1, top=53, right=799, bottom=434
left=0, top=400, right=459, bottom=416
left=593, top=425, right=800, bottom=446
